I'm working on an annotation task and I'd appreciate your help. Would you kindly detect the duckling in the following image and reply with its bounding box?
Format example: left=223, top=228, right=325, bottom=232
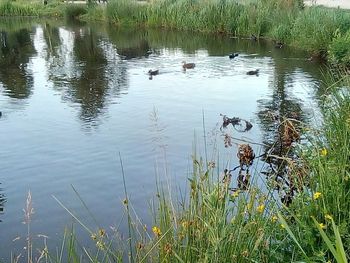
left=246, top=69, right=259, bottom=76
left=229, top=53, right=239, bottom=59
left=182, top=61, right=195, bottom=69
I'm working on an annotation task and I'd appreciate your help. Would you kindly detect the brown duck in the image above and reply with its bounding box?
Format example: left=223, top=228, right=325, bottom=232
left=182, top=61, right=195, bottom=69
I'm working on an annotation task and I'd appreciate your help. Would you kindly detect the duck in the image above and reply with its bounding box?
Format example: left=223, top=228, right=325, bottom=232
left=274, top=42, right=283, bottom=49
left=246, top=69, right=259, bottom=76
left=148, top=69, right=159, bottom=76
left=250, top=34, right=257, bottom=41
left=229, top=53, right=239, bottom=59
left=0, top=111, right=2, bottom=117
left=182, top=61, right=195, bottom=69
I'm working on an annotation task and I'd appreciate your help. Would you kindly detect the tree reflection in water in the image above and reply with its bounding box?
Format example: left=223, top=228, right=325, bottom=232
left=257, top=63, right=309, bottom=205
left=0, top=28, right=35, bottom=99
left=44, top=23, right=129, bottom=130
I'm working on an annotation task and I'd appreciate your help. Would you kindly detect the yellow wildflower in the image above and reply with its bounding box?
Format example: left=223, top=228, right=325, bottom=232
left=313, top=192, right=322, bottom=200
left=320, top=148, right=328, bottom=156
left=271, top=215, right=278, bottom=222
left=257, top=204, right=265, bottom=213
left=152, top=226, right=162, bottom=237
left=280, top=224, right=285, bottom=229
left=325, top=214, right=333, bottom=220
left=319, top=223, right=326, bottom=229
left=231, top=190, right=240, bottom=198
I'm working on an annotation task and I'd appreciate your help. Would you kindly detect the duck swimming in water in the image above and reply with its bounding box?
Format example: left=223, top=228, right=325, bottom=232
left=274, top=42, right=283, bottom=49
left=148, top=69, right=159, bottom=80
left=246, top=69, right=259, bottom=76
left=148, top=69, right=159, bottom=76
left=250, top=34, right=257, bottom=41
left=182, top=61, right=195, bottom=69
left=229, top=53, right=239, bottom=59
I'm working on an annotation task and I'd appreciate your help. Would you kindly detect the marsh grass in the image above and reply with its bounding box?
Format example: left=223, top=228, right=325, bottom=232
left=64, top=4, right=87, bottom=19
left=0, top=1, right=39, bottom=16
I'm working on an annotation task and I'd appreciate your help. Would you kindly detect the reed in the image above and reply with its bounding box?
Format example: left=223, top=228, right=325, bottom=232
left=0, top=1, right=39, bottom=16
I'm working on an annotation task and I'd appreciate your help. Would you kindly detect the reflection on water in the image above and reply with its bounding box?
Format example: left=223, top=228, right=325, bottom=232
left=0, top=184, right=5, bottom=222
left=0, top=18, right=325, bottom=261
left=0, top=28, right=35, bottom=99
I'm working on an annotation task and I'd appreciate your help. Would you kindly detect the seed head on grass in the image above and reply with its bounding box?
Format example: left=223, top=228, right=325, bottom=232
left=325, top=214, right=333, bottom=220
left=23, top=190, right=34, bottom=224
left=164, top=243, right=172, bottom=254
left=98, top=228, right=106, bottom=237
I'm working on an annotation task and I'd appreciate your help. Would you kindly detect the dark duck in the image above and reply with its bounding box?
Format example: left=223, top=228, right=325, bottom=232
left=229, top=53, right=239, bottom=59
left=246, top=69, right=259, bottom=76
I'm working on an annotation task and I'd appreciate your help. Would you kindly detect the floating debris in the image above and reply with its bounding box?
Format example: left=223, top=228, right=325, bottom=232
left=281, top=119, right=300, bottom=147
left=237, top=144, right=255, bottom=169
left=220, top=114, right=253, bottom=132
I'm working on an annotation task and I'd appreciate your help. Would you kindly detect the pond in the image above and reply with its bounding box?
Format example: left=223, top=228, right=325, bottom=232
left=0, top=18, right=324, bottom=259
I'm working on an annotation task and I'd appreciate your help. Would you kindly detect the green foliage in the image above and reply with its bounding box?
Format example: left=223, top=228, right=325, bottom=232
left=329, top=30, right=350, bottom=67
left=0, top=1, right=39, bottom=16
left=106, top=0, right=147, bottom=25
left=64, top=4, right=87, bottom=20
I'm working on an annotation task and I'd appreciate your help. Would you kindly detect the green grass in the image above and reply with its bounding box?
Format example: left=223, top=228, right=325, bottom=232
left=0, top=1, right=39, bottom=16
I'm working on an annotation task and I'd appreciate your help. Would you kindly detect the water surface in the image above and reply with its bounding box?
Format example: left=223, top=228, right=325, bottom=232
left=0, top=18, right=324, bottom=259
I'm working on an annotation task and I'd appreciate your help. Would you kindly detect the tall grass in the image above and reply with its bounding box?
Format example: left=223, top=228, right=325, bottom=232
left=0, top=1, right=39, bottom=16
